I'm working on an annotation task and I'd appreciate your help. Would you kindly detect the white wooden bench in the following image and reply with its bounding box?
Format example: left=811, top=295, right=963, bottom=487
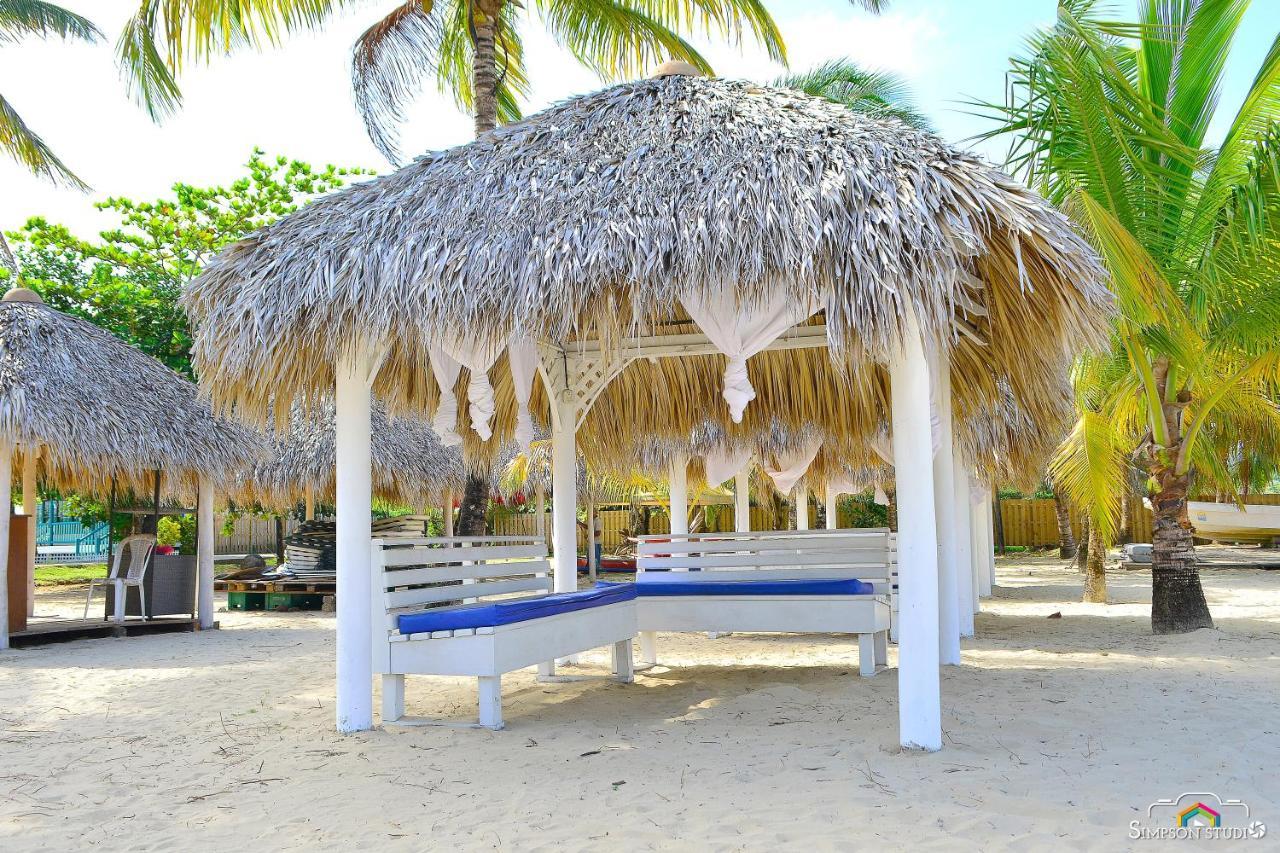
left=371, top=535, right=637, bottom=729
left=635, top=529, right=896, bottom=676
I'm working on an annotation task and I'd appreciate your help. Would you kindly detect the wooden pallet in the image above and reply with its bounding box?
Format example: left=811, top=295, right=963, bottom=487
left=216, top=579, right=336, bottom=594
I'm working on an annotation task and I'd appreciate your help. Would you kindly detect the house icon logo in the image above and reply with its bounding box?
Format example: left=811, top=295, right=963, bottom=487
left=1178, top=802, right=1222, bottom=828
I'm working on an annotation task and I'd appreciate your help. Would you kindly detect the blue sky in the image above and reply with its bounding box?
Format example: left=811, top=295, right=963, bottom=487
left=1, top=0, right=1276, bottom=235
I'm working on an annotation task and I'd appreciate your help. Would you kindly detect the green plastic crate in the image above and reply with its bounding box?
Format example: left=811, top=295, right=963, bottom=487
left=228, top=590, right=266, bottom=611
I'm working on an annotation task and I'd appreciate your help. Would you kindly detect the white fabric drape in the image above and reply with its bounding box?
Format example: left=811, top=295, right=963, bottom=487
left=873, top=484, right=890, bottom=506
left=762, top=439, right=822, bottom=494
left=507, top=336, right=538, bottom=451
left=681, top=290, right=819, bottom=423
left=430, top=337, right=505, bottom=442
left=704, top=446, right=753, bottom=487
left=428, top=347, right=463, bottom=446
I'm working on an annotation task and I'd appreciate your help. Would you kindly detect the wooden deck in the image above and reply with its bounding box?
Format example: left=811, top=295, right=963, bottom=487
left=8, top=617, right=211, bottom=648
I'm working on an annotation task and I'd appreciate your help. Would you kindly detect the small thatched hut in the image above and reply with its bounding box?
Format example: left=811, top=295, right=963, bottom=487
left=230, top=400, right=466, bottom=512
left=0, top=288, right=262, bottom=645
left=186, top=72, right=1110, bottom=747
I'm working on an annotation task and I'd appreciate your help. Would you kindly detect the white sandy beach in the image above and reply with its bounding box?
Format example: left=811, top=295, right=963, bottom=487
left=3, top=555, right=1278, bottom=851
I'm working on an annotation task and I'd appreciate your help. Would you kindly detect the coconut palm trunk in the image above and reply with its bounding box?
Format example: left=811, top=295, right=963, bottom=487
left=471, top=1, right=503, bottom=135
left=1149, top=465, right=1212, bottom=632
left=1052, top=488, right=1076, bottom=559
left=457, top=472, right=489, bottom=536
left=1083, top=522, right=1106, bottom=603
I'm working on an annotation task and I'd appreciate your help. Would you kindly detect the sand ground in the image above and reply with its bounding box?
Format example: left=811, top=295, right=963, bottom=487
left=2, top=554, right=1277, bottom=851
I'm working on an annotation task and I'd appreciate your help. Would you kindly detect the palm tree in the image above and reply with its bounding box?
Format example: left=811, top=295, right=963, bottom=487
left=0, top=1, right=102, bottom=271
left=983, top=0, right=1280, bottom=632
left=117, top=1, right=789, bottom=160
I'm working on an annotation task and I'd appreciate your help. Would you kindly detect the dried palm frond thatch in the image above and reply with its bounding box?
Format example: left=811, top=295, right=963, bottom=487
left=227, top=400, right=467, bottom=510
left=187, top=74, right=1110, bottom=463
left=0, top=289, right=261, bottom=496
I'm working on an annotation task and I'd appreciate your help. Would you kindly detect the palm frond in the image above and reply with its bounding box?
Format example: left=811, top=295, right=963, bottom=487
left=774, top=58, right=929, bottom=130
left=626, top=0, right=786, bottom=65
left=0, top=0, right=101, bottom=43
left=0, top=91, right=87, bottom=189
left=1050, top=409, right=1126, bottom=543
left=535, top=0, right=713, bottom=79
left=352, top=2, right=448, bottom=164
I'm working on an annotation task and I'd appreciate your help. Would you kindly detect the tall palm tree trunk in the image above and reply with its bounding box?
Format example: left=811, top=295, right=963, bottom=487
left=1076, top=517, right=1090, bottom=572
left=1083, top=522, right=1106, bottom=603
left=471, top=1, right=504, bottom=135
left=1052, top=488, right=1076, bottom=559
left=1149, top=465, right=1212, bottom=633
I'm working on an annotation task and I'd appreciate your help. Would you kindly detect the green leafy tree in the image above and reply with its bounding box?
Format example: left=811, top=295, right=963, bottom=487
left=7, top=151, right=370, bottom=374
left=983, top=0, right=1280, bottom=632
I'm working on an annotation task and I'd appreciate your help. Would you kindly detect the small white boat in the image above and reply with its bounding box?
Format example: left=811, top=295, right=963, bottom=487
left=1188, top=501, right=1280, bottom=544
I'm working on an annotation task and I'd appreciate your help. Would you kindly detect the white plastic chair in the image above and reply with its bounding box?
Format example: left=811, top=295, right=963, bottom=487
left=84, top=535, right=156, bottom=623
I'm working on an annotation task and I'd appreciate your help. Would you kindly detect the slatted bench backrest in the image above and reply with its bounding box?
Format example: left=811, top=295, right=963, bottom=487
left=371, top=535, right=551, bottom=633
left=635, top=528, right=896, bottom=592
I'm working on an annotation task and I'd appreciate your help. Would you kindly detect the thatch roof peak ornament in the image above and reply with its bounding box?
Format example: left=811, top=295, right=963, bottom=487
left=2, top=288, right=43, bottom=304
left=649, top=59, right=702, bottom=78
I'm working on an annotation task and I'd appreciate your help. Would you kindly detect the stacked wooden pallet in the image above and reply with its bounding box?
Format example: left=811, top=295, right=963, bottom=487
left=284, top=520, right=336, bottom=579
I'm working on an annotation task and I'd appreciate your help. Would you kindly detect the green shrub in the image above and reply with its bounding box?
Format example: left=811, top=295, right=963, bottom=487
left=156, top=516, right=182, bottom=547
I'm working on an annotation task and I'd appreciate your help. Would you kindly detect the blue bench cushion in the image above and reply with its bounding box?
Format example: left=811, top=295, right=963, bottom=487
left=635, top=577, right=875, bottom=596
left=396, top=582, right=636, bottom=634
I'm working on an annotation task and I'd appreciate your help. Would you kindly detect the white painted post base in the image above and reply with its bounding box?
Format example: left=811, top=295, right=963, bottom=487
left=477, top=676, right=503, bottom=730
left=381, top=673, right=406, bottom=723
left=639, top=631, right=658, bottom=665
left=874, top=631, right=889, bottom=667
left=537, top=660, right=556, bottom=679
left=197, top=476, right=216, bottom=630
left=859, top=634, right=876, bottom=677
left=612, top=639, right=634, bottom=683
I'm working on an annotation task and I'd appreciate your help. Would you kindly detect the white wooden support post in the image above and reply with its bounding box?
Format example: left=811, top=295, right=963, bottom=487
left=443, top=489, right=454, bottom=537
left=931, top=354, right=961, bottom=666
left=985, top=488, right=997, bottom=592
left=825, top=486, right=839, bottom=530
left=197, top=475, right=216, bottom=629
left=335, top=348, right=377, bottom=734
left=0, top=439, right=12, bottom=650
left=551, top=396, right=578, bottom=594
left=888, top=313, right=942, bottom=752
left=795, top=482, right=810, bottom=531
left=953, top=460, right=975, bottom=636
left=669, top=458, right=689, bottom=536
left=22, top=447, right=37, bottom=617
left=734, top=469, right=751, bottom=532
left=975, top=485, right=993, bottom=598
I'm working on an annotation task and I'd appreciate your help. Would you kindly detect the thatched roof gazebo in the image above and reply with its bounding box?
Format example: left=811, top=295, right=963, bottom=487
left=186, top=71, right=1110, bottom=747
left=230, top=400, right=466, bottom=513
left=0, top=288, right=262, bottom=644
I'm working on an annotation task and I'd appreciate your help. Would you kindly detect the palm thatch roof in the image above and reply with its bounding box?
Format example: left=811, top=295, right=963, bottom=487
left=0, top=289, right=261, bottom=495
left=227, top=400, right=466, bottom=509
left=187, top=75, right=1109, bottom=467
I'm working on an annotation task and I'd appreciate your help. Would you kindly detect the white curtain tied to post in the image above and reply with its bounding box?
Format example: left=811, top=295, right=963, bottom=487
left=507, top=336, right=538, bottom=451
left=704, top=446, right=753, bottom=487
left=763, top=438, right=822, bottom=494
left=681, top=289, right=820, bottom=423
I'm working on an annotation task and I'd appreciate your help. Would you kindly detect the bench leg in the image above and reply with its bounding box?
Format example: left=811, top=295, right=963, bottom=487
left=612, top=639, right=634, bottom=683
left=874, top=631, right=889, bottom=667
left=537, top=660, right=556, bottom=680
left=381, top=673, right=405, bottom=723
left=859, top=634, right=876, bottom=677
left=477, top=676, right=503, bottom=730
left=639, top=631, right=658, bottom=666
